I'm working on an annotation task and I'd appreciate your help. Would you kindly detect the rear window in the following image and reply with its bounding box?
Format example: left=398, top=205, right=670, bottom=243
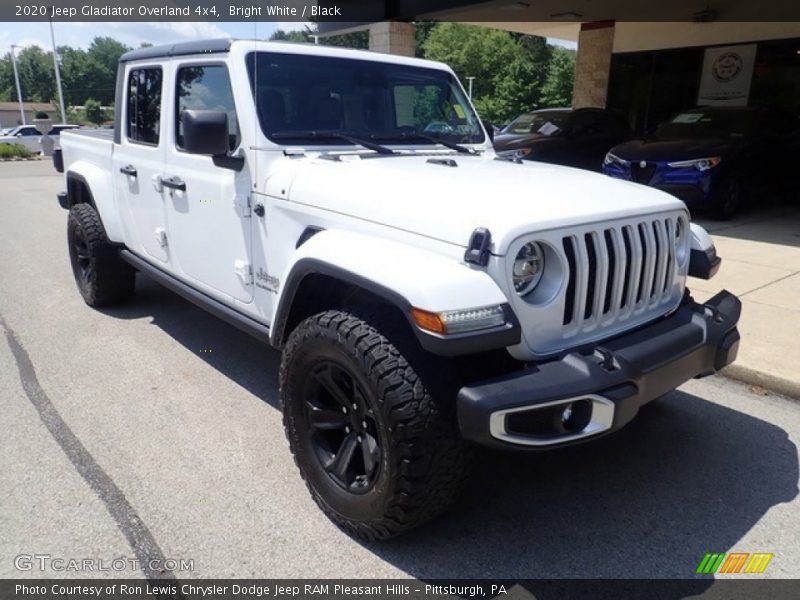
left=653, top=110, right=755, bottom=140
left=503, top=112, right=572, bottom=136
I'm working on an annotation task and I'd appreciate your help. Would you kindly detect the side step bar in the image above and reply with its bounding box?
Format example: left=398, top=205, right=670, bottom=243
left=119, top=249, right=272, bottom=345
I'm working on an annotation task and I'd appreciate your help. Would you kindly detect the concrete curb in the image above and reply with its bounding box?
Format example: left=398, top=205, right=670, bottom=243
left=721, top=364, right=800, bottom=401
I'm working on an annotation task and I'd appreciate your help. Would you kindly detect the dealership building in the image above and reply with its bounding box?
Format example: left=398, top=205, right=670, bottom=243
left=322, top=4, right=800, bottom=133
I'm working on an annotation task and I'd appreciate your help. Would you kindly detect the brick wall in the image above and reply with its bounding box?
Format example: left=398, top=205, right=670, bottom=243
left=572, top=22, right=615, bottom=109
left=369, top=22, right=416, bottom=57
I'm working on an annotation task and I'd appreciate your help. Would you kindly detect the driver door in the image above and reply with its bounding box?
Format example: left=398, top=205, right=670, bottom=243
left=162, top=61, right=253, bottom=304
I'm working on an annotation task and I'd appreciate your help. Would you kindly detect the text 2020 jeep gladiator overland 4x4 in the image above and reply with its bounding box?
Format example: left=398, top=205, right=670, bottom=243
left=55, top=39, right=740, bottom=540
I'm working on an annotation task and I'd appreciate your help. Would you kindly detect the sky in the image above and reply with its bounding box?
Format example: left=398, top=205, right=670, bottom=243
left=0, top=21, right=576, bottom=52
left=0, top=21, right=303, bottom=52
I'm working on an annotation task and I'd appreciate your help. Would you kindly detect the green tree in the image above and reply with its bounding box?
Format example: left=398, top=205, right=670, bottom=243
left=59, top=46, right=92, bottom=107
left=83, top=37, right=130, bottom=105
left=321, top=30, right=369, bottom=49
left=422, top=23, right=557, bottom=123
left=16, top=46, right=55, bottom=102
left=269, top=28, right=313, bottom=43
left=83, top=98, right=105, bottom=125
left=413, top=21, right=437, bottom=57
left=540, top=46, right=576, bottom=108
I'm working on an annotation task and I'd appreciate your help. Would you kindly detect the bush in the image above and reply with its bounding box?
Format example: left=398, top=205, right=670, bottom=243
left=0, top=143, right=33, bottom=159
left=84, top=98, right=106, bottom=126
left=35, top=110, right=50, bottom=119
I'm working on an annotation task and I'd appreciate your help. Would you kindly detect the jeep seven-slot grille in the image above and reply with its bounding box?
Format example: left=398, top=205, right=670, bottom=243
left=562, top=218, right=677, bottom=328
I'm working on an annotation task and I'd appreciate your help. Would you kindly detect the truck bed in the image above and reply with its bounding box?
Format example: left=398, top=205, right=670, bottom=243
left=60, top=128, right=114, bottom=179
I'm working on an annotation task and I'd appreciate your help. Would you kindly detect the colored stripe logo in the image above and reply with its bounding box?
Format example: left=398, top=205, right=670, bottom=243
left=697, top=552, right=773, bottom=574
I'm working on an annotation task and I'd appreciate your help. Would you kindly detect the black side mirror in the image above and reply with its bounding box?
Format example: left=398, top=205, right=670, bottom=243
left=182, top=109, right=229, bottom=155
left=481, top=118, right=494, bottom=144
left=182, top=109, right=243, bottom=170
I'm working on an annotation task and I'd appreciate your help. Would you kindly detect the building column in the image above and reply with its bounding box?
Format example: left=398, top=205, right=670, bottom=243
left=369, top=21, right=415, bottom=57
left=572, top=21, right=615, bottom=109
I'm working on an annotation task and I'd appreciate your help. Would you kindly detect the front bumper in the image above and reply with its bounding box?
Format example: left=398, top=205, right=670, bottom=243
left=457, top=290, right=741, bottom=449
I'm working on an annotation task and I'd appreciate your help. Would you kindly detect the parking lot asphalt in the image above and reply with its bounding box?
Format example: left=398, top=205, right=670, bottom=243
left=1, top=160, right=799, bottom=580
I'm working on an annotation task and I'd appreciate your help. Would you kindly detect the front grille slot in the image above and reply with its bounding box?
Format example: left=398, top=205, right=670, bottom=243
left=561, top=215, right=681, bottom=334
left=562, top=237, right=577, bottom=325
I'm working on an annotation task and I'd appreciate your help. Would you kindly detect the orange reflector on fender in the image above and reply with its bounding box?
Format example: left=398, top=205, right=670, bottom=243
left=410, top=308, right=446, bottom=334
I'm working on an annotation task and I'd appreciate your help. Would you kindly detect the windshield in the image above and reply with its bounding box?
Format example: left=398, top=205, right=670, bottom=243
left=652, top=109, right=755, bottom=140
left=502, top=111, right=571, bottom=136
left=246, top=52, right=484, bottom=146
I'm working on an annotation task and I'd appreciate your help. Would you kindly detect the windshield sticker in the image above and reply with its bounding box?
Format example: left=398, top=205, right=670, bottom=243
left=537, top=121, right=560, bottom=136
left=672, top=113, right=704, bottom=124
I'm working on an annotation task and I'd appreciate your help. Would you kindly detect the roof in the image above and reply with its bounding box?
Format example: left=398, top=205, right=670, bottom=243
left=119, top=38, right=233, bottom=63
left=0, top=102, right=54, bottom=112
left=118, top=38, right=451, bottom=72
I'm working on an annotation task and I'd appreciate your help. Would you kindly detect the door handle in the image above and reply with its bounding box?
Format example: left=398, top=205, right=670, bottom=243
left=162, top=176, right=186, bottom=192
left=119, top=165, right=137, bottom=177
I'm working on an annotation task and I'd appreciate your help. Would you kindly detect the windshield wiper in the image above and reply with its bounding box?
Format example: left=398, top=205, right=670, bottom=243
left=372, top=131, right=477, bottom=154
left=271, top=130, right=396, bottom=155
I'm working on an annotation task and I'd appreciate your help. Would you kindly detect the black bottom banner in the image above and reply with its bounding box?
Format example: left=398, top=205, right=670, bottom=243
left=2, top=579, right=799, bottom=600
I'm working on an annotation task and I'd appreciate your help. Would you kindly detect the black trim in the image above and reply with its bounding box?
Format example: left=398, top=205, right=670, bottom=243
left=457, top=290, right=741, bottom=449
left=212, top=154, right=246, bottom=171
left=427, top=158, right=458, bottom=167
left=464, top=227, right=492, bottom=266
left=57, top=192, right=68, bottom=210
left=66, top=172, right=95, bottom=211
left=118, top=250, right=271, bottom=344
left=161, top=176, right=186, bottom=192
left=689, top=247, right=721, bottom=279
left=113, top=64, right=124, bottom=144
left=119, top=39, right=232, bottom=64
left=296, top=227, right=324, bottom=248
left=52, top=148, right=64, bottom=173
left=274, top=258, right=521, bottom=356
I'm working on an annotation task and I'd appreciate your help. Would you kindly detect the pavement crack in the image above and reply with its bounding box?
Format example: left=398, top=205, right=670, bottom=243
left=739, top=271, right=800, bottom=298
left=0, top=314, right=174, bottom=581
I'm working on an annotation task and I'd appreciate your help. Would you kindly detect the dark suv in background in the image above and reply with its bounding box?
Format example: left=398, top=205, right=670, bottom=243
left=603, top=106, right=800, bottom=219
left=493, top=107, right=633, bottom=171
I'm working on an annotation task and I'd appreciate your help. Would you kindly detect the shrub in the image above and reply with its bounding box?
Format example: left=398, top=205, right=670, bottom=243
left=84, top=98, right=106, bottom=126
left=35, top=111, right=50, bottom=119
left=0, top=143, right=33, bottom=159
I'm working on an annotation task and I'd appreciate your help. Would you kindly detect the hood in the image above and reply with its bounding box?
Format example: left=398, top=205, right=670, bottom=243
left=280, top=154, right=686, bottom=254
left=611, top=137, right=744, bottom=161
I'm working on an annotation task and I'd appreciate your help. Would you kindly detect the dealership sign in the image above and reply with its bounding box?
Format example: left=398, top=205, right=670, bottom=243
left=697, top=44, right=757, bottom=106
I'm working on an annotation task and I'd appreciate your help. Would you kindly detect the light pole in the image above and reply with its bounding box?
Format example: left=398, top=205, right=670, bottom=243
left=466, top=76, right=476, bottom=99
left=49, top=20, right=67, bottom=123
left=10, top=44, right=25, bottom=125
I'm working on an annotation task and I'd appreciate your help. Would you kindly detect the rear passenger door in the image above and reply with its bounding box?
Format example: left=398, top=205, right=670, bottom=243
left=113, top=64, right=169, bottom=263
left=163, top=61, right=253, bottom=304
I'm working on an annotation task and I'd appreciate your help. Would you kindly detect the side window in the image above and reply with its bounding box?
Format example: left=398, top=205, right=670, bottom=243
left=572, top=112, right=601, bottom=136
left=127, top=67, right=162, bottom=145
left=176, top=64, right=239, bottom=151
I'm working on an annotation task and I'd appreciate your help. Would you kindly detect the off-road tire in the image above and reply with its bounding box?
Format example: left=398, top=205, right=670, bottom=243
left=279, top=310, right=471, bottom=540
left=67, top=203, right=135, bottom=307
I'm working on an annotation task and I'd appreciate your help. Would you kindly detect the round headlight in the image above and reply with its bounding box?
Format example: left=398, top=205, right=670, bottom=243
left=513, top=242, right=545, bottom=296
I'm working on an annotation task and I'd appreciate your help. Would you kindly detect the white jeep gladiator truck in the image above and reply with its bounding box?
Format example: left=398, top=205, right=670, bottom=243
left=55, top=39, right=741, bottom=540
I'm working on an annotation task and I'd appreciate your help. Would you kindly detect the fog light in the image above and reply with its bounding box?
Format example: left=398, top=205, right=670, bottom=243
left=559, top=399, right=592, bottom=432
